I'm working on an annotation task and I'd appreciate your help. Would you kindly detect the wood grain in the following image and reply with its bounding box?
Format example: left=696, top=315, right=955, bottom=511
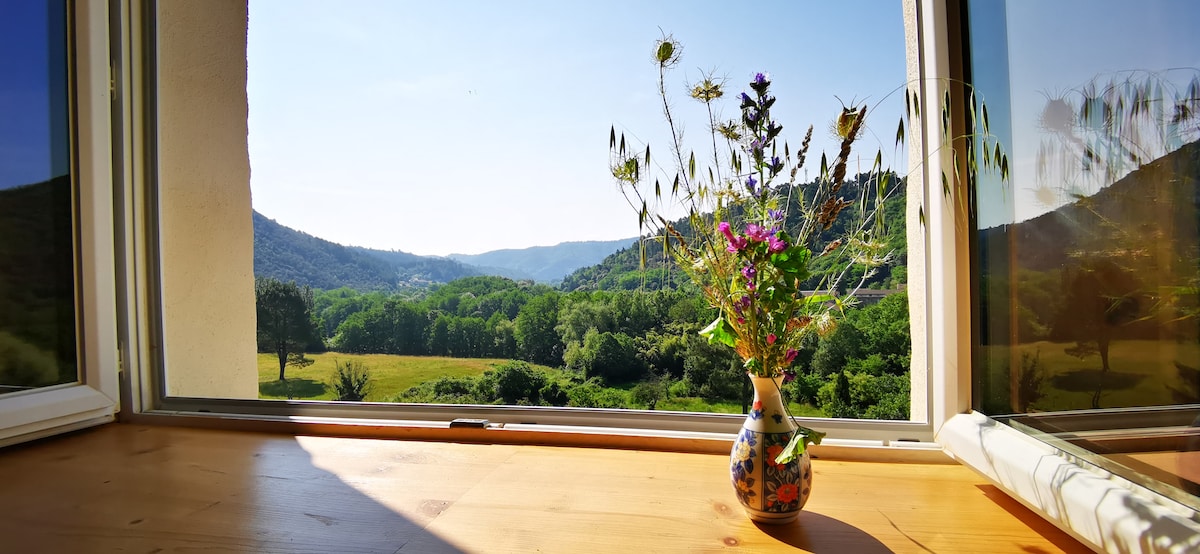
left=0, top=424, right=1089, bottom=553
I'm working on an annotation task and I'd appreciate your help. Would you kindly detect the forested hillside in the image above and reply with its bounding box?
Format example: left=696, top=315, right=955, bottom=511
left=0, top=177, right=77, bottom=388
left=252, top=210, right=479, bottom=290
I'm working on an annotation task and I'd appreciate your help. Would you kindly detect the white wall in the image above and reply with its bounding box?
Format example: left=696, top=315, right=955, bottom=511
left=156, top=0, right=257, bottom=399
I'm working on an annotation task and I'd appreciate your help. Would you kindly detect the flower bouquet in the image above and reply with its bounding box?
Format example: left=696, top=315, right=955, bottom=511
left=609, top=36, right=899, bottom=521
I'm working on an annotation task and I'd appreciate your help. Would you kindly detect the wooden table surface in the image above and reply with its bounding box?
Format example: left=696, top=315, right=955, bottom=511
left=0, top=423, right=1089, bottom=553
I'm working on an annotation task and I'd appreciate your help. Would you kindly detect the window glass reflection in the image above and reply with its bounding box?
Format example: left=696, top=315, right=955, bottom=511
left=0, top=1, right=77, bottom=394
left=968, top=0, right=1200, bottom=506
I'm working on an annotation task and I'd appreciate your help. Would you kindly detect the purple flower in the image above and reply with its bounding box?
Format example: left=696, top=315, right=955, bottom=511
left=784, top=348, right=799, bottom=365
left=768, top=209, right=785, bottom=222
left=739, top=295, right=752, bottom=310
left=767, top=234, right=788, bottom=253
left=782, top=369, right=796, bottom=384
left=745, top=176, right=758, bottom=195
left=745, top=223, right=771, bottom=242
left=755, top=72, right=768, bottom=86
left=742, top=263, right=757, bottom=281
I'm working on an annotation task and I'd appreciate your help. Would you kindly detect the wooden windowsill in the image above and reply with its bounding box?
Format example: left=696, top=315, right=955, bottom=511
left=0, top=423, right=1088, bottom=553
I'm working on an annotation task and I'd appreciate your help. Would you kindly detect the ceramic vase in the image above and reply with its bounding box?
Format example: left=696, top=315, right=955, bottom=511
left=729, top=374, right=812, bottom=524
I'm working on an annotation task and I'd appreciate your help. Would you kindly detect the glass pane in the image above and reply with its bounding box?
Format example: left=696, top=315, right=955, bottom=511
left=242, top=0, right=915, bottom=420
left=968, top=0, right=1200, bottom=506
left=0, top=1, right=77, bottom=395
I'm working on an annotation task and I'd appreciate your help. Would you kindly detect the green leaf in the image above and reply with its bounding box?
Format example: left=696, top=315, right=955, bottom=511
left=982, top=102, right=990, bottom=135
left=688, top=151, right=696, bottom=180
left=770, top=247, right=811, bottom=280
left=774, top=425, right=826, bottom=465
left=803, top=293, right=834, bottom=306
left=645, top=145, right=651, bottom=168
left=895, top=118, right=905, bottom=148
left=698, top=317, right=737, bottom=348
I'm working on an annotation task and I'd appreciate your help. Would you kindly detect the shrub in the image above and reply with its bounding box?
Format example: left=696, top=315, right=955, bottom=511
left=330, top=359, right=372, bottom=401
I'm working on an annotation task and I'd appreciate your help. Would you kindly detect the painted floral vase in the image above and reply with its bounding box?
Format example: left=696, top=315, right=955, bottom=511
left=729, top=374, right=812, bottom=524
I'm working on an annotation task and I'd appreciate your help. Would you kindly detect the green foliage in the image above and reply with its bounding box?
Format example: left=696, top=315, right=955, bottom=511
left=575, top=330, right=643, bottom=383
left=487, top=361, right=547, bottom=404
left=329, top=359, right=372, bottom=401
left=0, top=177, right=77, bottom=387
left=0, top=331, right=62, bottom=389
left=630, top=378, right=668, bottom=410
left=515, top=293, right=563, bottom=366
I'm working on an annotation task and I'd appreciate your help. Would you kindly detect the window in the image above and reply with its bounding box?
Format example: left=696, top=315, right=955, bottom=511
left=964, top=0, right=1200, bottom=510
left=86, top=0, right=1200, bottom=548
left=139, top=0, right=939, bottom=444
left=0, top=0, right=118, bottom=446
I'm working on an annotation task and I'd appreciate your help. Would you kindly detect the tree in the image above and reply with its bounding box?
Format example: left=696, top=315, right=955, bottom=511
left=256, top=277, right=319, bottom=381
left=515, top=293, right=563, bottom=366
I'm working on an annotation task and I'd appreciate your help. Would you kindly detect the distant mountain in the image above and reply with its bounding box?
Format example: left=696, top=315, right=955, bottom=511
left=252, top=211, right=479, bottom=290
left=252, top=211, right=635, bottom=291
left=447, top=238, right=637, bottom=284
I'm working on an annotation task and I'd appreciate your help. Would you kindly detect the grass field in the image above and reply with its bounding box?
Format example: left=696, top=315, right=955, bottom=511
left=257, top=352, right=508, bottom=401
left=979, top=339, right=1200, bottom=411
left=257, top=352, right=828, bottom=416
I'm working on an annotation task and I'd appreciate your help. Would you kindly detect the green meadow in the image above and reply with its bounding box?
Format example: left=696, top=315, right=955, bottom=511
left=257, top=352, right=508, bottom=401
left=257, top=352, right=825, bottom=415
left=979, top=340, right=1199, bottom=411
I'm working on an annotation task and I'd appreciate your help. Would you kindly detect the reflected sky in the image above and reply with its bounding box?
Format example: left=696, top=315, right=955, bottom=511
left=0, top=1, right=69, bottom=190
left=974, top=0, right=1200, bottom=228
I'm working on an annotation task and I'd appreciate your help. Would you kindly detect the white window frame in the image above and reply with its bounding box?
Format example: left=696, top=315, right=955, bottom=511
left=111, top=0, right=952, bottom=455
left=0, top=0, right=120, bottom=448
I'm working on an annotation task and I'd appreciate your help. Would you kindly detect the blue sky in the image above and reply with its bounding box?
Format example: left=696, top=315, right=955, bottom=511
left=247, top=0, right=908, bottom=256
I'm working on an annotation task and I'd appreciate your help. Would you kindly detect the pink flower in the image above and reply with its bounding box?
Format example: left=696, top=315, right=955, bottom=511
left=745, top=224, right=771, bottom=243
left=784, top=348, right=798, bottom=364
left=767, top=333, right=777, bottom=345
left=719, top=221, right=749, bottom=252
left=767, top=234, right=787, bottom=253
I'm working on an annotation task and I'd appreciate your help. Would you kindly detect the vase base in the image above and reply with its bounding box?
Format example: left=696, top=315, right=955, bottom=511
left=744, top=509, right=801, bottom=525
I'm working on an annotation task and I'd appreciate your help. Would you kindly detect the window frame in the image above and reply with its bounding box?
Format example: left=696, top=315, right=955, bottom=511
left=0, top=0, right=120, bottom=447
left=112, top=0, right=954, bottom=451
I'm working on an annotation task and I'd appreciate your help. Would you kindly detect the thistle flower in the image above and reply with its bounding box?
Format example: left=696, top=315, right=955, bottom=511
left=690, top=78, right=724, bottom=102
